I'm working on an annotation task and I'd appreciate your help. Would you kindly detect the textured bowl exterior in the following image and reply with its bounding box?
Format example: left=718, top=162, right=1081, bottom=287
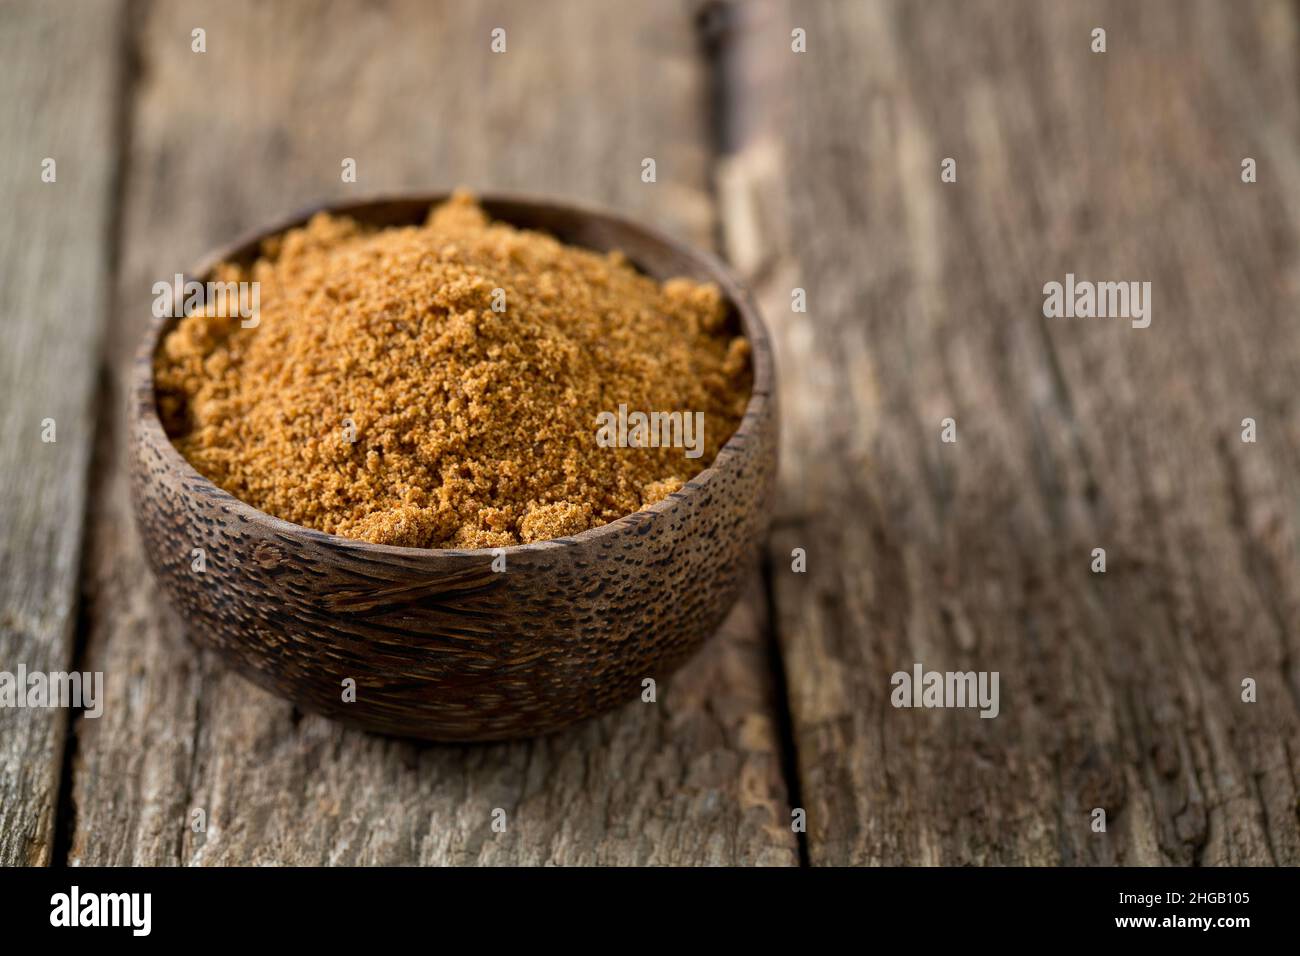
left=128, top=193, right=777, bottom=741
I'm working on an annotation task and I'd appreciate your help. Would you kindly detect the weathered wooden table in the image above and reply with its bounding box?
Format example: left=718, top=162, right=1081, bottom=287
left=3, top=0, right=1297, bottom=866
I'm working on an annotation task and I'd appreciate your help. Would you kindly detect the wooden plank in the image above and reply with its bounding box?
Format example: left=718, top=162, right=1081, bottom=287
left=68, top=0, right=797, bottom=865
left=0, top=0, right=122, bottom=866
left=720, top=0, right=1300, bottom=864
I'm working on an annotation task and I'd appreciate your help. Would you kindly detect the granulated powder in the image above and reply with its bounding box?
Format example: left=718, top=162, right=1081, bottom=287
left=155, top=192, right=751, bottom=549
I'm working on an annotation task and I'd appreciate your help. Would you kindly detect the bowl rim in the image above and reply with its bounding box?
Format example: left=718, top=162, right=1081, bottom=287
left=132, top=190, right=776, bottom=558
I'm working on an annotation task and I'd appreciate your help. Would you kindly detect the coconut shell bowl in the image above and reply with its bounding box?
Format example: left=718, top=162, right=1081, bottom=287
left=128, top=193, right=777, bottom=742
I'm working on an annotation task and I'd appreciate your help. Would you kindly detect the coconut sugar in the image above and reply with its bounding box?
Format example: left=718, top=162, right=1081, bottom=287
left=154, top=192, right=751, bottom=549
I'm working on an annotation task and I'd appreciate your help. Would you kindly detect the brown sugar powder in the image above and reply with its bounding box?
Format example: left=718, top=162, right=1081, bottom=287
left=154, top=192, right=751, bottom=549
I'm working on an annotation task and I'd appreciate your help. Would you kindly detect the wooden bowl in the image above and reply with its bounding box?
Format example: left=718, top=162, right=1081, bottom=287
left=128, top=193, right=777, bottom=742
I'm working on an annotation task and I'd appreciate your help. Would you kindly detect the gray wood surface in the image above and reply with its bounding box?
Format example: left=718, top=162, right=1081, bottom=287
left=64, top=0, right=795, bottom=866
left=0, top=0, right=122, bottom=866
left=720, top=0, right=1300, bottom=864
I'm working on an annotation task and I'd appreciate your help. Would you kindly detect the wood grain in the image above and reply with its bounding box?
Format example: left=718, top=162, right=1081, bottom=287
left=68, top=0, right=796, bottom=864
left=0, top=0, right=122, bottom=866
left=721, top=0, right=1300, bottom=864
